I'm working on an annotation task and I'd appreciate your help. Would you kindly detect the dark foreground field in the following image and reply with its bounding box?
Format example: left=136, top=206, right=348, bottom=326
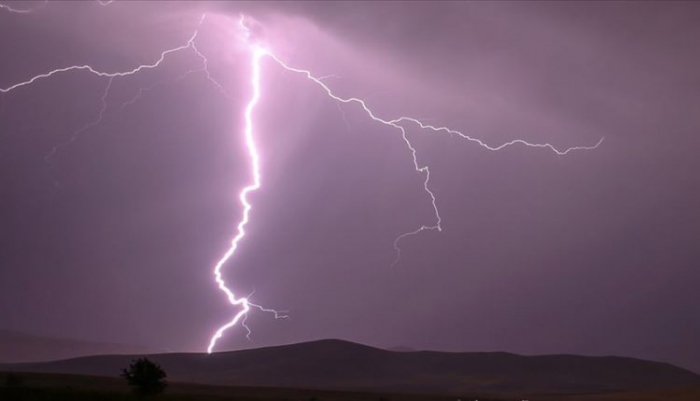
left=1, top=372, right=700, bottom=401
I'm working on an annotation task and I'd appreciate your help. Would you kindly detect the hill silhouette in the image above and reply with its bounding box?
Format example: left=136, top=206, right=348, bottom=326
left=2, top=339, right=699, bottom=395
left=0, top=331, right=157, bottom=363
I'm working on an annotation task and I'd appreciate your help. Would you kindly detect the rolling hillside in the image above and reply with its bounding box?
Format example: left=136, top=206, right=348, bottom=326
left=0, top=331, right=156, bottom=363
left=3, top=339, right=699, bottom=395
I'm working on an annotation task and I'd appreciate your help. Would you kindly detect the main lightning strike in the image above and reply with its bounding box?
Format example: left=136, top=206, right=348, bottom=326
left=1, top=10, right=603, bottom=354
left=204, top=16, right=603, bottom=350
left=206, top=45, right=270, bottom=354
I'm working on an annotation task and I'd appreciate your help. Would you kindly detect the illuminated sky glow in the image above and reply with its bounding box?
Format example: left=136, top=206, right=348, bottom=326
left=0, top=1, right=698, bottom=371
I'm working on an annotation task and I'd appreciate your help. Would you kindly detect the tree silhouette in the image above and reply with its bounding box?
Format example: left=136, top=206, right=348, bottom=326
left=121, top=358, right=167, bottom=396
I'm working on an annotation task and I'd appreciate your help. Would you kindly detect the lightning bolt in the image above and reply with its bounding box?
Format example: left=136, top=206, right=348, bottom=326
left=45, top=77, right=113, bottom=162
left=0, top=30, right=199, bottom=94
left=206, top=44, right=275, bottom=354
left=1, top=12, right=286, bottom=352
left=204, top=15, right=603, bottom=351
left=0, top=0, right=46, bottom=14
left=117, top=67, right=205, bottom=113
left=257, top=53, right=604, bottom=266
left=0, top=9, right=603, bottom=354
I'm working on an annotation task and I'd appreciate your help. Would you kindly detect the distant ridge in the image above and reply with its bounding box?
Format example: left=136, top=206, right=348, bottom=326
left=0, top=330, right=157, bottom=363
left=3, top=339, right=699, bottom=395
left=386, top=345, right=417, bottom=352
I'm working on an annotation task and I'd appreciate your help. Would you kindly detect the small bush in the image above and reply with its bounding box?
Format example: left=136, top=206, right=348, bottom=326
left=121, top=358, right=167, bottom=396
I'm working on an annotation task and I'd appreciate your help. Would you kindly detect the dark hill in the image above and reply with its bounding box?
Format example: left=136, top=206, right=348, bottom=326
left=0, top=330, right=157, bottom=363
left=2, top=339, right=699, bottom=395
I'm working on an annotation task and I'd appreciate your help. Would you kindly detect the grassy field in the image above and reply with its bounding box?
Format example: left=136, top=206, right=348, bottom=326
left=2, top=371, right=699, bottom=401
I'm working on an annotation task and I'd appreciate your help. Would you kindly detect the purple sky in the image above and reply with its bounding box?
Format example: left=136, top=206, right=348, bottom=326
left=1, top=1, right=699, bottom=372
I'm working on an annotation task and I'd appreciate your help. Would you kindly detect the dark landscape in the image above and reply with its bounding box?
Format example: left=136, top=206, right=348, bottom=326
left=2, top=333, right=700, bottom=401
left=2, top=372, right=700, bottom=401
